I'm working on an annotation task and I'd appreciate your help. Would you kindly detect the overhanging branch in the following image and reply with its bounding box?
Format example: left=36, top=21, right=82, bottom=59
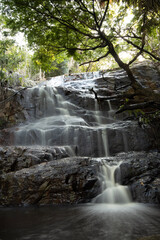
left=75, top=0, right=94, bottom=16
left=116, top=101, right=160, bottom=114
left=99, top=0, right=109, bottom=28
left=128, top=12, right=146, bottom=65
left=119, top=34, right=160, bottom=62
left=25, top=2, right=98, bottom=40
left=92, top=0, right=99, bottom=29
left=79, top=51, right=110, bottom=66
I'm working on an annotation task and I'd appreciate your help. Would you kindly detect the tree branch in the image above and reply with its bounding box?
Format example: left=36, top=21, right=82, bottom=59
left=0, top=87, right=27, bottom=107
left=75, top=0, right=94, bottom=16
left=116, top=101, right=160, bottom=114
left=79, top=51, right=110, bottom=66
left=99, top=31, right=141, bottom=88
left=118, top=34, right=160, bottom=62
left=92, top=0, right=100, bottom=29
left=89, top=91, right=136, bottom=102
left=99, top=0, right=109, bottom=28
left=128, top=12, right=146, bottom=65
left=25, top=2, right=97, bottom=40
left=90, top=88, right=99, bottom=101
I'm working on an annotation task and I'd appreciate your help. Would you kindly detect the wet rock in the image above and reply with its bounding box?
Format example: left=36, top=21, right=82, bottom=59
left=0, top=87, right=28, bottom=128
left=107, top=122, right=151, bottom=154
left=0, top=151, right=99, bottom=206
left=0, top=147, right=160, bottom=206
left=119, top=151, right=160, bottom=204
left=137, top=236, right=160, bottom=240
left=0, top=146, right=76, bottom=174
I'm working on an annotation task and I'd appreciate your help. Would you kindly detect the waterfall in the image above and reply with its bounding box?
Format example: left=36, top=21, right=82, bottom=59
left=14, top=73, right=111, bottom=157
left=13, top=72, right=133, bottom=205
left=107, top=99, right=114, bottom=119
left=92, top=160, right=132, bottom=204
left=94, top=100, right=109, bottom=157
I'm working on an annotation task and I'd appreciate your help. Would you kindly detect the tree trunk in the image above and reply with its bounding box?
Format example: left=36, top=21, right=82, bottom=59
left=102, top=34, right=160, bottom=103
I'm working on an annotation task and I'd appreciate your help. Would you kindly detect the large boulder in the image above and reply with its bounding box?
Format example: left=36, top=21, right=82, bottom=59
left=119, top=151, right=160, bottom=204
left=0, top=146, right=99, bottom=206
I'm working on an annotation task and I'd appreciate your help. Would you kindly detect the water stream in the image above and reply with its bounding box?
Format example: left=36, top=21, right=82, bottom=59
left=14, top=73, right=131, bottom=204
left=14, top=73, right=114, bottom=156
left=92, top=160, right=132, bottom=204
left=1, top=72, right=160, bottom=240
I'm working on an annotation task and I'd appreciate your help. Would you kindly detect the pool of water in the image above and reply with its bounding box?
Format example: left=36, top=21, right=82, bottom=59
left=0, top=203, right=160, bottom=240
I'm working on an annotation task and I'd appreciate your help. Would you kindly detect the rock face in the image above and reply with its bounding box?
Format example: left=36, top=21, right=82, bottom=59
left=0, top=61, right=160, bottom=206
left=0, top=146, right=99, bottom=206
left=0, top=87, right=28, bottom=129
left=117, top=151, right=160, bottom=204
left=0, top=147, right=160, bottom=206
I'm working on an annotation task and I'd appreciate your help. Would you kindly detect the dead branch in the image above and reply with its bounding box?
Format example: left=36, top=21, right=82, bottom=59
left=0, top=87, right=27, bottom=106
left=116, top=101, right=160, bottom=114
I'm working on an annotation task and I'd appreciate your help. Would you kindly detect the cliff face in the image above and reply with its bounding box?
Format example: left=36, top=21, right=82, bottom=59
left=0, top=61, right=160, bottom=206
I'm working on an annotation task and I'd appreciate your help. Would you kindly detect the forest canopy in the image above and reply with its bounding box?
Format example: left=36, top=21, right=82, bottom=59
left=1, top=0, right=160, bottom=67
left=0, top=0, right=160, bottom=115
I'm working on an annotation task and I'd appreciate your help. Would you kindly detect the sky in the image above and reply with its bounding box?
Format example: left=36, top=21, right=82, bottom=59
left=14, top=32, right=26, bottom=47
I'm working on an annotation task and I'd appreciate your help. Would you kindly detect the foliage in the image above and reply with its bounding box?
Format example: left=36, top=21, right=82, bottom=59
left=1, top=0, right=159, bottom=69
left=0, top=12, right=70, bottom=87
left=0, top=36, right=32, bottom=86
left=0, top=41, right=25, bottom=71
left=0, top=15, right=26, bottom=85
left=1, top=0, right=160, bottom=117
left=31, top=48, right=69, bottom=75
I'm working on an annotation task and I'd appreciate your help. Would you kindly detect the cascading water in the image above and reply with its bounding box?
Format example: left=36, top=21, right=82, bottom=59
left=14, top=70, right=155, bottom=207
left=94, top=99, right=131, bottom=204
left=94, top=100, right=109, bottom=157
left=14, top=85, right=90, bottom=153
left=14, top=72, right=133, bottom=204
left=14, top=72, right=112, bottom=157
left=92, top=160, right=132, bottom=204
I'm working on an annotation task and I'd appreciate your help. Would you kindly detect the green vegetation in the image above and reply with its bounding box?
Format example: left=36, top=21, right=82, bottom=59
left=1, top=0, right=159, bottom=66
left=0, top=15, right=69, bottom=86
left=0, top=0, right=160, bottom=114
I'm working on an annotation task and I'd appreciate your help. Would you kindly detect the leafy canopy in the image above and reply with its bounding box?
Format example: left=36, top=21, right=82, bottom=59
left=1, top=0, right=160, bottom=122
left=1, top=0, right=160, bottom=68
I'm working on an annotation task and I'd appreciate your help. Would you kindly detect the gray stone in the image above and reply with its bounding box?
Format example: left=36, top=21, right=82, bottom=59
left=0, top=148, right=99, bottom=206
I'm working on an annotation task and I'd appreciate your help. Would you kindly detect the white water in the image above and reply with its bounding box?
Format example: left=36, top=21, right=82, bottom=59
left=92, top=160, right=132, bottom=204
left=14, top=73, right=113, bottom=157
left=93, top=98, right=131, bottom=204
left=14, top=72, right=135, bottom=204
left=94, top=100, right=109, bottom=156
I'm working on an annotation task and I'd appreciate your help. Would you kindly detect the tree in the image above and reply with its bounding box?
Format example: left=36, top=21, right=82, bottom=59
left=1, top=0, right=160, bottom=111
left=31, top=47, right=69, bottom=77
left=0, top=14, right=29, bottom=85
